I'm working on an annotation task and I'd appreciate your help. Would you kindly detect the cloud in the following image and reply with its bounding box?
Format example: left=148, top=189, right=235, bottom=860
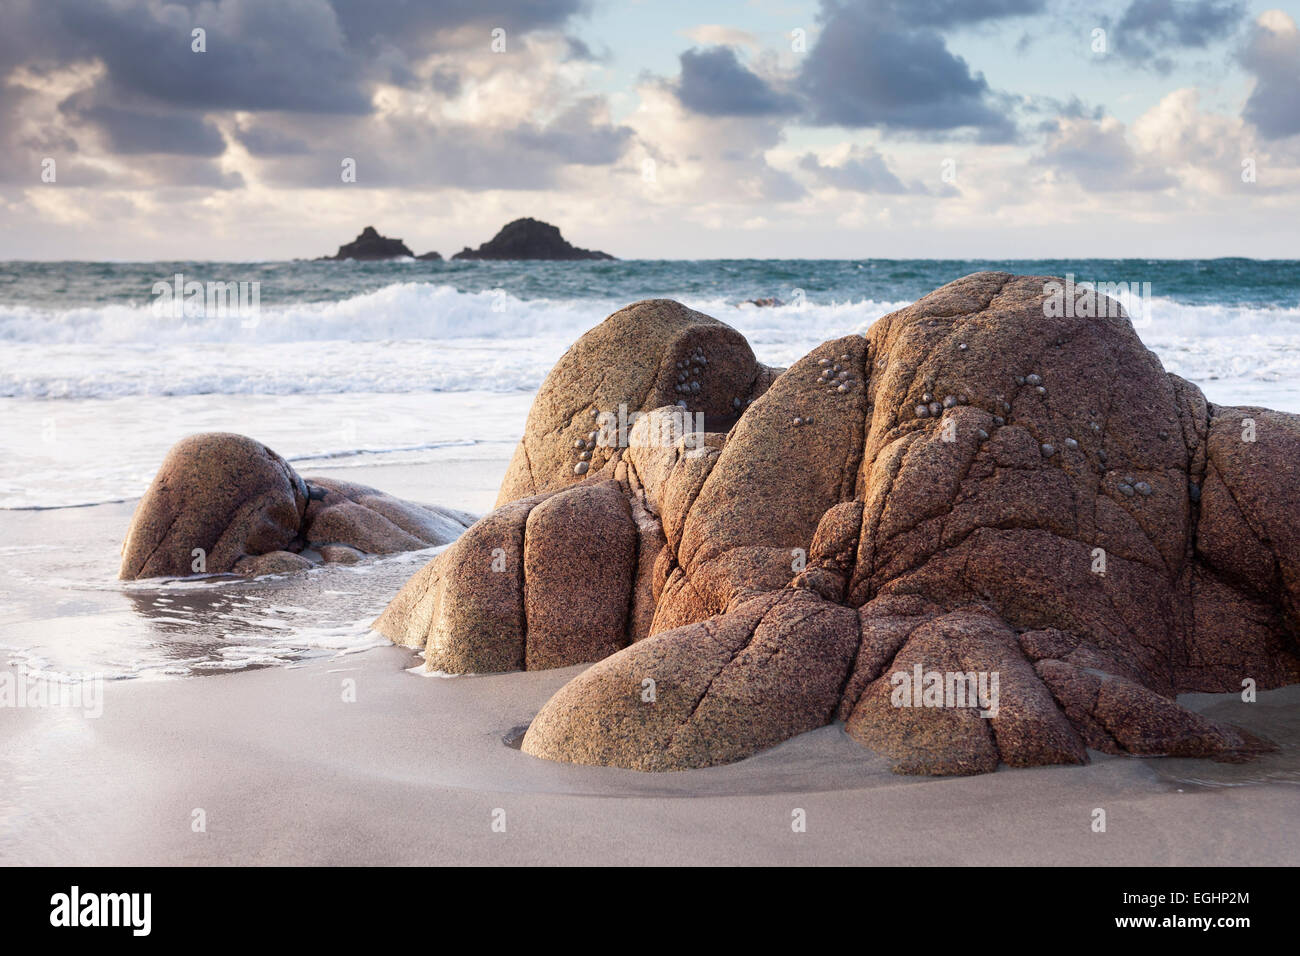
left=798, top=146, right=914, bottom=194
left=233, top=122, right=311, bottom=157
left=0, top=0, right=628, bottom=192
left=680, top=25, right=760, bottom=49
left=626, top=79, right=805, bottom=206
left=1240, top=10, right=1300, bottom=139
left=509, top=98, right=634, bottom=166
left=675, top=46, right=798, bottom=117
left=1037, top=113, right=1175, bottom=191
left=796, top=0, right=1019, bottom=141
left=247, top=94, right=632, bottom=191
left=880, top=0, right=1046, bottom=26
left=23, top=0, right=374, bottom=115
left=60, top=95, right=227, bottom=156
left=1109, top=0, right=1246, bottom=70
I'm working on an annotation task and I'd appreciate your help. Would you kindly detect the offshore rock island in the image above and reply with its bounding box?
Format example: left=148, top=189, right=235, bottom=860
left=451, top=218, right=616, bottom=261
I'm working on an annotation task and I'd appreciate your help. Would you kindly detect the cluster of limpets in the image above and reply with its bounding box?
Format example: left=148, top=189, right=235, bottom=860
left=572, top=410, right=601, bottom=475
left=1116, top=476, right=1153, bottom=497
left=817, top=353, right=857, bottom=394
left=673, top=348, right=709, bottom=400
left=1016, top=372, right=1047, bottom=398
left=902, top=366, right=1165, bottom=504
left=913, top=390, right=971, bottom=419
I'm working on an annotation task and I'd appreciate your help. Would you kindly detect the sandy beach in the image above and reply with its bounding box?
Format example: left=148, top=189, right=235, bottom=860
left=3, top=455, right=1297, bottom=867
left=5, top=644, right=1299, bottom=866
left=4, top=0, right=1300, bottom=884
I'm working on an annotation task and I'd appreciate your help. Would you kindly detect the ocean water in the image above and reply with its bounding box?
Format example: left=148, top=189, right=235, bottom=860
left=2, top=257, right=1299, bottom=511
left=1, top=257, right=1299, bottom=681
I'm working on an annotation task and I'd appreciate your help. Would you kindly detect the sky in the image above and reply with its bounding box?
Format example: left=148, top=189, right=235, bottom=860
left=1, top=0, right=1298, bottom=260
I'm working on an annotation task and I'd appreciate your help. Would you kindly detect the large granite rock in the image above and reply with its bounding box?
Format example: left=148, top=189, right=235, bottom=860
left=451, top=218, right=614, bottom=260
left=379, top=273, right=1299, bottom=775
left=120, top=433, right=473, bottom=579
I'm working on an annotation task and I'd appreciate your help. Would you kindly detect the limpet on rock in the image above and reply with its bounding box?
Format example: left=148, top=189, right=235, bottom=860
left=574, top=462, right=589, bottom=475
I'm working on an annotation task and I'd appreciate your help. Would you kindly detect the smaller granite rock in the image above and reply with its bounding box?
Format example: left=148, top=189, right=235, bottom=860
left=120, top=433, right=474, bottom=579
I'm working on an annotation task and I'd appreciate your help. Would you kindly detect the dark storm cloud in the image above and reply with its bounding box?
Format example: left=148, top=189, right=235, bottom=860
left=1109, top=0, right=1246, bottom=70
left=61, top=99, right=227, bottom=156
left=1240, top=15, right=1300, bottom=140
left=327, top=0, right=586, bottom=53
left=796, top=0, right=1018, bottom=141
left=233, top=123, right=312, bottom=156
left=5, top=0, right=371, bottom=114
left=0, top=0, right=617, bottom=189
left=675, top=46, right=798, bottom=116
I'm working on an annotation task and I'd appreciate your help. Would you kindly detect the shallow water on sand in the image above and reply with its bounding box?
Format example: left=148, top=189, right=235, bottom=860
left=1150, top=688, right=1300, bottom=789
left=0, top=457, right=504, bottom=681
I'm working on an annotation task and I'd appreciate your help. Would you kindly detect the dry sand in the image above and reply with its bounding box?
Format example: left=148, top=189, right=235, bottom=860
left=1, top=456, right=1297, bottom=865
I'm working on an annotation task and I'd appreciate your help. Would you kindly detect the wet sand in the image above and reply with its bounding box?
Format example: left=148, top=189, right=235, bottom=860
left=3, top=646, right=1298, bottom=865
left=1, top=457, right=1297, bottom=865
